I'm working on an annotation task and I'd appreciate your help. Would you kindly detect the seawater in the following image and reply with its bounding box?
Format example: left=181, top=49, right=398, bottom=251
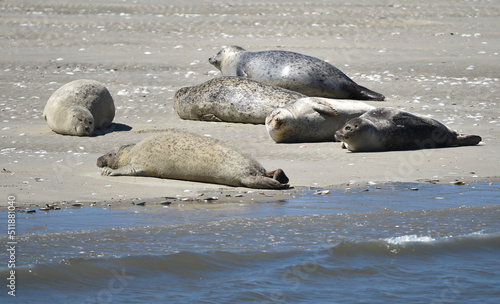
left=1, top=182, right=499, bottom=303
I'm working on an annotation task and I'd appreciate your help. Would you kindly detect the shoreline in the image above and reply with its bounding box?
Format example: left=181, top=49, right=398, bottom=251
left=3, top=176, right=498, bottom=212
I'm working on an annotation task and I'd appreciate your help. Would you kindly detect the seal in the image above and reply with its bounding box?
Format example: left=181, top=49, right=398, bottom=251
left=266, top=97, right=375, bottom=143
left=96, top=131, right=290, bottom=189
left=208, top=45, right=385, bottom=101
left=334, top=107, right=482, bottom=152
left=43, top=79, right=115, bottom=136
left=174, top=76, right=305, bottom=124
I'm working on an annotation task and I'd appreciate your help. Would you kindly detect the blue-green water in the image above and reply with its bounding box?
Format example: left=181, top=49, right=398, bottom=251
left=1, top=182, right=499, bottom=303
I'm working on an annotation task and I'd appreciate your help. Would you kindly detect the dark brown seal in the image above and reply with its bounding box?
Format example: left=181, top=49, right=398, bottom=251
left=335, top=107, right=482, bottom=152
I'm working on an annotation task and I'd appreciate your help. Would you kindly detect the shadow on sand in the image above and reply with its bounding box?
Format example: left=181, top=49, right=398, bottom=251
left=92, top=122, right=132, bottom=136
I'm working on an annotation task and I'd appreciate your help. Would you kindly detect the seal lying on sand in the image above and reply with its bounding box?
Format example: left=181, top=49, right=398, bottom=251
left=266, top=97, right=375, bottom=143
left=43, top=79, right=115, bottom=136
left=96, top=131, right=290, bottom=189
left=209, top=45, right=385, bottom=101
left=334, top=107, right=482, bottom=152
left=174, top=76, right=305, bottom=124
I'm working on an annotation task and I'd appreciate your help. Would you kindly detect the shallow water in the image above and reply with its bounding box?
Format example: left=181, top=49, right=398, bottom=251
left=1, top=182, right=499, bottom=303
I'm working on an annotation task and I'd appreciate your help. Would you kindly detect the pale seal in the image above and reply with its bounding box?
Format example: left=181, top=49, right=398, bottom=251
left=43, top=79, right=115, bottom=136
left=96, top=131, right=290, bottom=189
left=174, top=76, right=305, bottom=124
left=266, top=97, right=375, bottom=143
left=334, top=107, right=482, bottom=152
left=208, top=45, right=385, bottom=101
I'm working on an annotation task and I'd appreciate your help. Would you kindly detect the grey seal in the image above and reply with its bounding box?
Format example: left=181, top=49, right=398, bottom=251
left=266, top=97, right=375, bottom=143
left=334, top=107, right=482, bottom=152
left=96, top=131, right=290, bottom=189
left=174, top=76, right=306, bottom=124
left=208, top=45, right=385, bottom=101
left=43, top=79, right=115, bottom=136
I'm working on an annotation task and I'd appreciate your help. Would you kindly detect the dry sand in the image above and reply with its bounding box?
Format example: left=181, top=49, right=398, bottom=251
left=1, top=0, right=499, bottom=209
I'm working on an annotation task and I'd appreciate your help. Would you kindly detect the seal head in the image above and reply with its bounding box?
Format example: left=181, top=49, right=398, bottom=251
left=208, top=45, right=246, bottom=72
left=68, top=107, right=94, bottom=136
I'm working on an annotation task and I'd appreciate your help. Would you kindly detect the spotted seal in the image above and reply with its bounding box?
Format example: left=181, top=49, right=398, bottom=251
left=208, top=45, right=385, bottom=101
left=96, top=131, right=290, bottom=189
left=43, top=79, right=115, bottom=136
left=266, top=97, right=375, bottom=143
left=174, top=76, right=305, bottom=124
left=334, top=107, right=482, bottom=152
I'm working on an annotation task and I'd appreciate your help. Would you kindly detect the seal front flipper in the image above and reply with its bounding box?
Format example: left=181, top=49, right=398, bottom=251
left=101, top=165, right=147, bottom=177
left=311, top=101, right=339, bottom=117
left=236, top=67, right=248, bottom=77
left=200, top=114, right=223, bottom=122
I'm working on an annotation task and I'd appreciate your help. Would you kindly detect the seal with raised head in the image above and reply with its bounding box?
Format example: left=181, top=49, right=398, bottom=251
left=174, top=76, right=305, bottom=124
left=96, top=131, right=290, bottom=189
left=43, top=79, right=115, bottom=136
left=209, top=45, right=385, bottom=101
left=266, top=97, right=375, bottom=143
left=334, top=107, right=482, bottom=152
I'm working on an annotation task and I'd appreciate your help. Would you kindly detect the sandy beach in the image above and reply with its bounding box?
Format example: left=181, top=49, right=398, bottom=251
left=1, top=0, right=499, bottom=209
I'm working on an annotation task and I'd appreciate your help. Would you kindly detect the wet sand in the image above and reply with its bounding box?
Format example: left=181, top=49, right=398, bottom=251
left=1, top=0, right=499, bottom=209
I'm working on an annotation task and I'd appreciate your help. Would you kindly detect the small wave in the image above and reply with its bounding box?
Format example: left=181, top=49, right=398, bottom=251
left=384, top=234, right=436, bottom=244
left=327, top=231, right=500, bottom=258
left=2, top=250, right=300, bottom=289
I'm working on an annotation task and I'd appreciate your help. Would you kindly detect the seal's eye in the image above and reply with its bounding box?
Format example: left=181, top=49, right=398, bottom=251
left=345, top=126, right=351, bottom=131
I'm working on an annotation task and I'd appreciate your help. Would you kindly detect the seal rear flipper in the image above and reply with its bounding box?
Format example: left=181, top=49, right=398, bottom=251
left=265, top=169, right=289, bottom=184
left=242, top=175, right=289, bottom=189
left=456, top=133, right=482, bottom=146
left=350, top=85, right=385, bottom=101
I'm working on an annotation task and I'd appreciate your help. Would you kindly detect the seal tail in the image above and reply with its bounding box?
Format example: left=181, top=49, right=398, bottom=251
left=350, top=85, right=385, bottom=101
left=455, top=133, right=482, bottom=146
